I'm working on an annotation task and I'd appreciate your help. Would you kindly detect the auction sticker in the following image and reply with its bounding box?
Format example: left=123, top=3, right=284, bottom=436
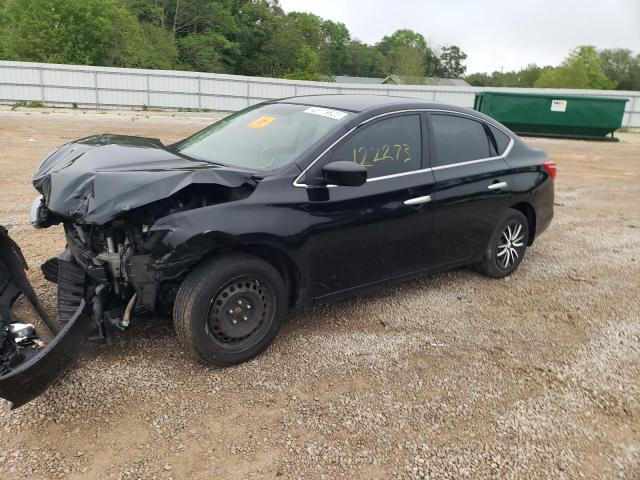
left=248, top=116, right=276, bottom=129
left=551, top=99, right=567, bottom=112
left=304, top=106, right=349, bottom=120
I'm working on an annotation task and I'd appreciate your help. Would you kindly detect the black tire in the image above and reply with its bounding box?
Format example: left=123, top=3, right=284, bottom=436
left=476, top=209, right=529, bottom=278
left=173, top=254, right=287, bottom=366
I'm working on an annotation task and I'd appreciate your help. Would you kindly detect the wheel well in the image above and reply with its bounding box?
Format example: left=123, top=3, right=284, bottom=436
left=510, top=202, right=536, bottom=245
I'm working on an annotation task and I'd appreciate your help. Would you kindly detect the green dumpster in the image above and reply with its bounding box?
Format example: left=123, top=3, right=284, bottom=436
left=474, top=92, right=628, bottom=140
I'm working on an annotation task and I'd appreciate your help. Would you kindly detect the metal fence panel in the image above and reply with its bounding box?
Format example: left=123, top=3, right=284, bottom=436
left=249, top=81, right=296, bottom=99
left=98, top=72, right=146, bottom=91
left=0, top=84, right=41, bottom=101
left=99, top=89, right=147, bottom=106
left=200, top=78, right=246, bottom=100
left=150, top=92, right=199, bottom=109
left=203, top=95, right=247, bottom=111
left=43, top=68, right=94, bottom=88
left=150, top=75, right=199, bottom=94
left=7, top=66, right=40, bottom=85
left=44, top=86, right=95, bottom=104
left=1, top=60, right=638, bottom=131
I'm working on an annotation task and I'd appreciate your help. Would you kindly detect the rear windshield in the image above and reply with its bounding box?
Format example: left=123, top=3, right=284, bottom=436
left=177, top=103, right=352, bottom=171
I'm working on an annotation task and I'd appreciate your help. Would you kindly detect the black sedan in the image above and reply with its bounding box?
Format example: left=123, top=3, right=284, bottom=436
left=2, top=95, right=555, bottom=406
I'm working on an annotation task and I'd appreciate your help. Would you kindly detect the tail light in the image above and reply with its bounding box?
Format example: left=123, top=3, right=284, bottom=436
left=543, top=160, right=557, bottom=181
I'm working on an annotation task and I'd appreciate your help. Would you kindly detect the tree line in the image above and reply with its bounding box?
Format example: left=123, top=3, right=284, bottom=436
left=0, top=0, right=637, bottom=90
left=0, top=0, right=467, bottom=81
left=466, top=46, right=640, bottom=91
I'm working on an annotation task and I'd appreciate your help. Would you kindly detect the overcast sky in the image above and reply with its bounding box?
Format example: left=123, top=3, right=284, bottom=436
left=279, top=0, right=640, bottom=74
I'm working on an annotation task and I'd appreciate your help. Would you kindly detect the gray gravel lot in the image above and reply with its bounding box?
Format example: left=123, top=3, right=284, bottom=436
left=0, top=107, right=638, bottom=479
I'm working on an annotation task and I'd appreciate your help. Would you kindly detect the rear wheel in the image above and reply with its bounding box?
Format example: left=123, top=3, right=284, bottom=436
left=476, top=209, right=529, bottom=278
left=174, top=254, right=287, bottom=366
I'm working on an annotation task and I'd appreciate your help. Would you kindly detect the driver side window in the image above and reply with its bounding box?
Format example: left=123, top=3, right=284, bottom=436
left=330, top=114, right=422, bottom=179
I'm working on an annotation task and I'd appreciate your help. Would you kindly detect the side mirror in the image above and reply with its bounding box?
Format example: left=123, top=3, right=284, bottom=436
left=322, top=161, right=367, bottom=187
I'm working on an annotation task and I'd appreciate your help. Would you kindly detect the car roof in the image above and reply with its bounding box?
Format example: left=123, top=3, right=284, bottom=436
left=275, top=94, right=461, bottom=114
left=272, top=94, right=517, bottom=138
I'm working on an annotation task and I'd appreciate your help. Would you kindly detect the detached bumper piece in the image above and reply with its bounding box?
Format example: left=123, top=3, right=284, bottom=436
left=0, top=226, right=88, bottom=409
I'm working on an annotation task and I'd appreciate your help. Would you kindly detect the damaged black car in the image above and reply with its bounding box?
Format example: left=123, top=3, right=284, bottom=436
left=1, top=95, right=554, bottom=407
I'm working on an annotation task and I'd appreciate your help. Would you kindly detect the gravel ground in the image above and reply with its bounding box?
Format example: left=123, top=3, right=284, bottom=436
left=0, top=107, right=638, bottom=479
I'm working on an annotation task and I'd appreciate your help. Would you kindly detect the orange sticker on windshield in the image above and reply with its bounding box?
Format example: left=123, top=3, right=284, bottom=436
left=248, top=116, right=276, bottom=129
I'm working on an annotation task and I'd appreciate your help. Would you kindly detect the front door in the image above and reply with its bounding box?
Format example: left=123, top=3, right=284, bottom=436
left=300, top=113, right=438, bottom=299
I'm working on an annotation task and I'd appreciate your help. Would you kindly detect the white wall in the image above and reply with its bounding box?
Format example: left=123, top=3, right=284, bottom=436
left=1, top=60, right=638, bottom=131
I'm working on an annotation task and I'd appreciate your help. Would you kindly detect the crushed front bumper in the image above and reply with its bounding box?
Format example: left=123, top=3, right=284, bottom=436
left=0, top=226, right=89, bottom=409
left=0, top=300, right=87, bottom=408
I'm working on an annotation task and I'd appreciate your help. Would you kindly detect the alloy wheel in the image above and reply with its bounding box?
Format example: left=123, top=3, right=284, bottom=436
left=496, top=221, right=525, bottom=269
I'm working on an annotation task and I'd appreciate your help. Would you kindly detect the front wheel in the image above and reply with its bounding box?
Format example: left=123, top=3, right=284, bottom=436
left=173, top=254, right=287, bottom=366
left=476, top=209, right=529, bottom=278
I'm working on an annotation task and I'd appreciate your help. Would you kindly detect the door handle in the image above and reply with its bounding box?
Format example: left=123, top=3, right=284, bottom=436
left=488, top=181, right=508, bottom=191
left=404, top=195, right=432, bottom=206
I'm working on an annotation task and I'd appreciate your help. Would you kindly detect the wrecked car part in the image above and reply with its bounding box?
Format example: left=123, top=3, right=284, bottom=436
left=0, top=298, right=87, bottom=409
left=0, top=226, right=89, bottom=409
left=29, top=195, right=44, bottom=228
left=8, top=323, right=43, bottom=348
left=31, top=134, right=258, bottom=326
left=41, top=256, right=60, bottom=283
left=32, top=135, right=256, bottom=226
left=57, top=259, right=86, bottom=324
left=0, top=226, right=57, bottom=335
left=120, top=293, right=137, bottom=329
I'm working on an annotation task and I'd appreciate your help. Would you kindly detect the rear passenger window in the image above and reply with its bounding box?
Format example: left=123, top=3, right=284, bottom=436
left=430, top=114, right=492, bottom=166
left=488, top=124, right=511, bottom=155
left=331, top=115, right=422, bottom=179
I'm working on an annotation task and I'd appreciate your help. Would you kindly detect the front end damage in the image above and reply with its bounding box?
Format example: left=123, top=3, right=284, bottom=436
left=49, top=174, right=255, bottom=340
left=0, top=226, right=87, bottom=408
left=0, top=135, right=258, bottom=407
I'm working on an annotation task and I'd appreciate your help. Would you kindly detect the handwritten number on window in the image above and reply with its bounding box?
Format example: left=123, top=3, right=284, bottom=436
left=352, top=146, right=372, bottom=167
left=352, top=144, right=411, bottom=168
left=403, top=144, right=412, bottom=163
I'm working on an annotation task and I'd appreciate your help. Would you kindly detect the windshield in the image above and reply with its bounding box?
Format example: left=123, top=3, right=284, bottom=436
left=177, top=103, right=353, bottom=171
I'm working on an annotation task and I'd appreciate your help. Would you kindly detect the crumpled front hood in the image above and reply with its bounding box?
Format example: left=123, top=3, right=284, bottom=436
left=33, top=134, right=254, bottom=225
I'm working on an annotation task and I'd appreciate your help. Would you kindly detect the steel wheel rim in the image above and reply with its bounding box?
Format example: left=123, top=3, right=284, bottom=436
left=206, top=275, right=275, bottom=351
left=496, top=221, right=525, bottom=270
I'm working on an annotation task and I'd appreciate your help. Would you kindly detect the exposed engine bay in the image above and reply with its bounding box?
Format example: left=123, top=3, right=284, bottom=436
left=47, top=182, right=253, bottom=341
left=0, top=134, right=258, bottom=408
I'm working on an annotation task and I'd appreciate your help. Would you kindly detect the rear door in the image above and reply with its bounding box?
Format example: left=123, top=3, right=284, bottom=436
left=428, top=113, right=515, bottom=266
left=301, top=113, right=438, bottom=298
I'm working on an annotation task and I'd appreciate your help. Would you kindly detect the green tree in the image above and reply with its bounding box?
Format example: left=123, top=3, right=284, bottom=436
left=284, top=45, right=323, bottom=81
left=598, top=48, right=640, bottom=91
left=377, top=29, right=428, bottom=54
left=128, top=0, right=214, bottom=37
left=393, top=45, right=426, bottom=82
left=177, top=30, right=239, bottom=73
left=254, top=15, right=305, bottom=78
left=132, top=23, right=179, bottom=69
left=517, top=64, right=548, bottom=87
left=342, top=40, right=387, bottom=78
left=319, top=19, right=350, bottom=74
left=466, top=64, right=551, bottom=88
left=288, top=11, right=324, bottom=51
left=377, top=29, right=431, bottom=76
left=465, top=72, right=492, bottom=86
left=535, top=46, right=615, bottom=89
left=122, top=0, right=168, bottom=28
left=231, top=0, right=284, bottom=76
left=432, top=46, right=467, bottom=78
left=1, top=0, right=143, bottom=66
